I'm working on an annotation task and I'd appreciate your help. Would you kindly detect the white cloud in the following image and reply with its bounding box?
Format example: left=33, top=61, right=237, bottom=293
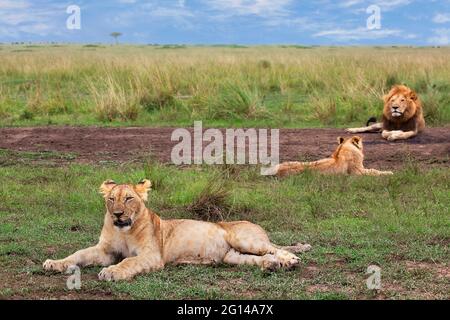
left=340, top=0, right=364, bottom=8
left=0, top=1, right=63, bottom=38
left=375, top=0, right=411, bottom=10
left=0, top=0, right=30, bottom=9
left=150, top=7, right=194, bottom=18
left=348, top=0, right=411, bottom=13
left=433, top=13, right=450, bottom=24
left=112, top=1, right=195, bottom=29
left=428, top=28, right=450, bottom=45
left=314, top=27, right=403, bottom=41
left=206, top=0, right=292, bottom=17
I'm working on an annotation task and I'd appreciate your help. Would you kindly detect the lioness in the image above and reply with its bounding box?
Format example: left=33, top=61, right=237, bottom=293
left=43, top=180, right=311, bottom=281
left=347, top=85, right=425, bottom=141
left=266, top=136, right=393, bottom=178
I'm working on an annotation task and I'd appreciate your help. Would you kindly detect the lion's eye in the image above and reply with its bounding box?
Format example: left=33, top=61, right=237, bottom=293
left=108, top=198, right=114, bottom=202
left=125, top=197, right=134, bottom=202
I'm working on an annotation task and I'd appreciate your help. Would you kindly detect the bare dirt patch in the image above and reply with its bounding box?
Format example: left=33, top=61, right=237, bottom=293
left=0, top=271, right=129, bottom=300
left=0, top=126, right=449, bottom=169
left=405, top=260, right=450, bottom=280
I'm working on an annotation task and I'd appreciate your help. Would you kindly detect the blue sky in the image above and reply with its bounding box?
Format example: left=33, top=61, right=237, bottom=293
left=1, top=0, right=450, bottom=45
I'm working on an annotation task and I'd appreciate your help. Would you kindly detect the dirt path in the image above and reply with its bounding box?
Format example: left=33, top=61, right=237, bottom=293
left=0, top=126, right=449, bottom=169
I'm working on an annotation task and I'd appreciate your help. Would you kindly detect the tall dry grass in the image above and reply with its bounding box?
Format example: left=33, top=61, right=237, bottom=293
left=0, top=45, right=449, bottom=126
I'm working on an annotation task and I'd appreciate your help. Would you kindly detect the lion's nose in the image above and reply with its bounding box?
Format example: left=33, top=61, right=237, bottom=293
left=392, top=105, right=399, bottom=110
left=113, top=211, right=124, bottom=218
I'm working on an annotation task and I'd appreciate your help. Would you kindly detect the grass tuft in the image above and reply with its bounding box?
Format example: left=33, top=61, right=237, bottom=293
left=187, top=177, right=231, bottom=222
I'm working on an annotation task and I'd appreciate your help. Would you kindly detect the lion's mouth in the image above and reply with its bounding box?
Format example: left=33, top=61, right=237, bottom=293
left=113, top=219, right=132, bottom=228
left=391, top=110, right=403, bottom=117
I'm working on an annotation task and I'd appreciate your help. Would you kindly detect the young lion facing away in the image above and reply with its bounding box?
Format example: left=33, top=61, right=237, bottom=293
left=43, top=180, right=311, bottom=281
left=346, top=85, right=425, bottom=141
left=266, top=136, right=393, bottom=178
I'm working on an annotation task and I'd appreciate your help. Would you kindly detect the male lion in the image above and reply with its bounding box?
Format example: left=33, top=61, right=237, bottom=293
left=43, top=180, right=311, bottom=281
left=347, top=85, right=425, bottom=141
left=266, top=136, right=393, bottom=178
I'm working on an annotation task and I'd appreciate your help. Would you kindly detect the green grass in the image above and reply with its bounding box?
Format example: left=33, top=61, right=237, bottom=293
left=0, top=160, right=448, bottom=299
left=1, top=45, right=450, bottom=128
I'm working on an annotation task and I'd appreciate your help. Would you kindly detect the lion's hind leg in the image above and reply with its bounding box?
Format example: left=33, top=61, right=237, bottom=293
left=223, top=249, right=280, bottom=271
left=277, top=243, right=312, bottom=254
left=220, top=222, right=301, bottom=270
left=276, top=162, right=306, bottom=177
left=359, top=168, right=393, bottom=176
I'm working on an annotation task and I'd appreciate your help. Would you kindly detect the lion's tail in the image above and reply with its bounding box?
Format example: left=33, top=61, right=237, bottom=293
left=366, top=116, right=377, bottom=127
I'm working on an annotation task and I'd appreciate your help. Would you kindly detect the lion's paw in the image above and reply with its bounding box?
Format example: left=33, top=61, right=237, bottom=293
left=275, top=251, right=301, bottom=270
left=43, top=259, right=73, bottom=273
left=295, top=243, right=312, bottom=252
left=386, top=134, right=401, bottom=141
left=383, top=130, right=403, bottom=141
left=261, top=255, right=281, bottom=272
left=98, top=266, right=130, bottom=281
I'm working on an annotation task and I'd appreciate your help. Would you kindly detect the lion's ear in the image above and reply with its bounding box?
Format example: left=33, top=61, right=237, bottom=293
left=134, top=179, right=152, bottom=202
left=409, top=90, right=418, bottom=101
left=337, top=137, right=345, bottom=144
left=100, top=180, right=117, bottom=196
left=352, top=136, right=362, bottom=144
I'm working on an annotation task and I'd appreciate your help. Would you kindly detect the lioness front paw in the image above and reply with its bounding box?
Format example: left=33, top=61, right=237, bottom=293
left=346, top=128, right=358, bottom=134
left=98, top=266, right=130, bottom=281
left=43, top=259, right=72, bottom=273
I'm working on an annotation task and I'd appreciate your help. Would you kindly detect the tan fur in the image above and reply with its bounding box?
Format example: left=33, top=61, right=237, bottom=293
left=271, top=136, right=393, bottom=178
left=347, top=85, right=425, bottom=141
left=43, top=180, right=311, bottom=281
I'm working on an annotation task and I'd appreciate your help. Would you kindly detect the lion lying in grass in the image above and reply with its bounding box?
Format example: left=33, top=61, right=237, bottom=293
left=267, top=136, right=393, bottom=178
left=43, top=180, right=311, bottom=281
left=347, top=85, right=425, bottom=141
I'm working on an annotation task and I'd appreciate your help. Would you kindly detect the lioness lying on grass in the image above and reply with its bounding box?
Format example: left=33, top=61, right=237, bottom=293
left=43, top=180, right=311, bottom=281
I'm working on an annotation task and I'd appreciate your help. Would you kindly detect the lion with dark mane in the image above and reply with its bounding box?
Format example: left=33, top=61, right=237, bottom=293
left=347, top=85, right=425, bottom=141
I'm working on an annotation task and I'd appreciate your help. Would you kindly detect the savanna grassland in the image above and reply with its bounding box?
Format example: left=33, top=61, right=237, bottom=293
left=0, top=44, right=449, bottom=127
left=0, top=159, right=449, bottom=299
left=0, top=45, right=449, bottom=300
